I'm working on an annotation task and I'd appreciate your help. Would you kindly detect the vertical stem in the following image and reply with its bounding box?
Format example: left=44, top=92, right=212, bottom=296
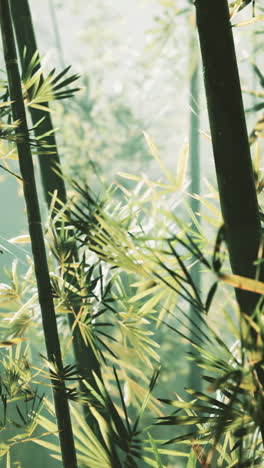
left=188, top=16, right=202, bottom=391
left=189, top=66, right=200, bottom=215
left=195, top=0, right=264, bottom=443
left=195, top=0, right=263, bottom=315
left=0, top=2, right=77, bottom=466
left=48, top=0, right=66, bottom=70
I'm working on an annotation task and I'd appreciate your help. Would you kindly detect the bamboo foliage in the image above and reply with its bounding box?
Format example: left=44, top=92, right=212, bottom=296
left=0, top=1, right=77, bottom=467
left=144, top=0, right=204, bottom=392
left=0, top=112, right=264, bottom=466
left=0, top=1, right=263, bottom=466
left=7, top=0, right=158, bottom=460
left=62, top=145, right=264, bottom=466
left=10, top=0, right=106, bottom=434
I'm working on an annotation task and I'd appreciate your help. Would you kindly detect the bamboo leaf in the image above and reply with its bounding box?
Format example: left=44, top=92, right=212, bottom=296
left=147, top=433, right=163, bottom=468
left=0, top=337, right=27, bottom=348
left=186, top=450, right=197, bottom=468
left=232, top=15, right=264, bottom=27
left=175, top=138, right=189, bottom=190
left=8, top=234, right=30, bottom=244
left=143, top=131, right=175, bottom=184
left=219, top=272, right=264, bottom=294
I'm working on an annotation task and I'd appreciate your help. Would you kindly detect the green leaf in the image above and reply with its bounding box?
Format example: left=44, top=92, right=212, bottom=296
left=186, top=450, right=197, bottom=468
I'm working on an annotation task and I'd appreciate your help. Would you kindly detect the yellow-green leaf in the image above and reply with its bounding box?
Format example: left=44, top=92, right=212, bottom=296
left=0, top=337, right=27, bottom=348
left=143, top=131, right=175, bottom=184
left=8, top=234, right=31, bottom=244
left=219, top=272, right=264, bottom=294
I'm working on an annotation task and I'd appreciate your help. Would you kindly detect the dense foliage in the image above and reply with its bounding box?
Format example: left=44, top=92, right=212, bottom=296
left=0, top=1, right=263, bottom=467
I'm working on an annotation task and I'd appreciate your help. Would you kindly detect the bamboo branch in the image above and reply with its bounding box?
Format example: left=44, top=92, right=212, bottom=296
left=0, top=1, right=77, bottom=466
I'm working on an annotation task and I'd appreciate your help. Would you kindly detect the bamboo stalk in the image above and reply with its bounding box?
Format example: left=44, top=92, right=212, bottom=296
left=195, top=0, right=264, bottom=316
left=188, top=13, right=202, bottom=392
left=194, top=0, right=264, bottom=443
left=0, top=1, right=77, bottom=466
left=48, top=0, right=66, bottom=70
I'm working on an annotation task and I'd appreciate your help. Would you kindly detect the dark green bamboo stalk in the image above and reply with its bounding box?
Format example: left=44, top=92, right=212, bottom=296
left=0, top=2, right=78, bottom=467
left=194, top=1, right=264, bottom=447
left=188, top=14, right=202, bottom=391
left=195, top=0, right=264, bottom=316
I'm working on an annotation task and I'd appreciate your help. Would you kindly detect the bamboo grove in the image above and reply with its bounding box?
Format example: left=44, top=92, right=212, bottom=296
left=0, top=0, right=263, bottom=467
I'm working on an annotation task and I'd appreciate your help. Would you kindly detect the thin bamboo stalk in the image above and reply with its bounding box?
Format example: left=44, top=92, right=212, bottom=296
left=188, top=15, right=202, bottom=392
left=0, top=1, right=77, bottom=466
left=48, top=0, right=66, bottom=70
left=195, top=0, right=264, bottom=316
